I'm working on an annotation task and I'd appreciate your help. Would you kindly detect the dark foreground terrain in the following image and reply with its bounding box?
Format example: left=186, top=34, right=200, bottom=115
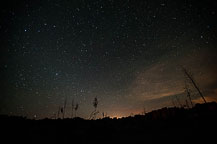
left=1, top=102, right=217, bottom=143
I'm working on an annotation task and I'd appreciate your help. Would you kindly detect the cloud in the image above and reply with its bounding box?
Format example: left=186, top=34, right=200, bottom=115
left=129, top=60, right=183, bottom=101
left=127, top=47, right=217, bottom=111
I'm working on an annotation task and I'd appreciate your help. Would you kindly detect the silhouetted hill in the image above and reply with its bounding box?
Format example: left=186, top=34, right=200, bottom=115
left=1, top=102, right=217, bottom=144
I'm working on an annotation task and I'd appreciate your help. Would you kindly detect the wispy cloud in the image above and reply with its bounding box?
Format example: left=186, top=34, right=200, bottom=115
left=127, top=48, right=217, bottom=111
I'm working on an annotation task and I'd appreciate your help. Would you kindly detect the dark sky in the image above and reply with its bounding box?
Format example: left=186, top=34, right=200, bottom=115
left=1, top=0, right=217, bottom=119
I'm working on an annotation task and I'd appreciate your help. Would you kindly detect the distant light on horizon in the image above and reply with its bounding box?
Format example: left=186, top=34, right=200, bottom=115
left=0, top=0, right=217, bottom=119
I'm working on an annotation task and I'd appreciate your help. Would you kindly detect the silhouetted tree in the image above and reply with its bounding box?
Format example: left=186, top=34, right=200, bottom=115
left=74, top=103, right=79, bottom=117
left=89, top=97, right=99, bottom=119
left=182, top=67, right=206, bottom=103
left=60, top=107, right=63, bottom=119
left=102, top=112, right=104, bottom=118
left=71, top=99, right=74, bottom=118
left=184, top=82, right=194, bottom=108
left=102, top=112, right=108, bottom=118
left=93, top=97, right=98, bottom=110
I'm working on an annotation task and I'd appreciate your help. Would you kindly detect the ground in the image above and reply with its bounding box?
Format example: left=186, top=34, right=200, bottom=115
left=1, top=102, right=217, bottom=143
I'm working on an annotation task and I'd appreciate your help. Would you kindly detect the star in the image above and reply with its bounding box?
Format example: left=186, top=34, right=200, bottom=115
left=1, top=0, right=216, bottom=119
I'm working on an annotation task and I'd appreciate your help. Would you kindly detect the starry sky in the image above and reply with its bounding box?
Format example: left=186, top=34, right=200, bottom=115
left=1, top=0, right=217, bottom=119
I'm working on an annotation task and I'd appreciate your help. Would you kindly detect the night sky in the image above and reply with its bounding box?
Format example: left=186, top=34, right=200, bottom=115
left=1, top=0, right=217, bottom=119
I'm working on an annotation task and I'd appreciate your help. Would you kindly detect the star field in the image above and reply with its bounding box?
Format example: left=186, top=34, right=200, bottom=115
left=1, top=0, right=217, bottom=119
